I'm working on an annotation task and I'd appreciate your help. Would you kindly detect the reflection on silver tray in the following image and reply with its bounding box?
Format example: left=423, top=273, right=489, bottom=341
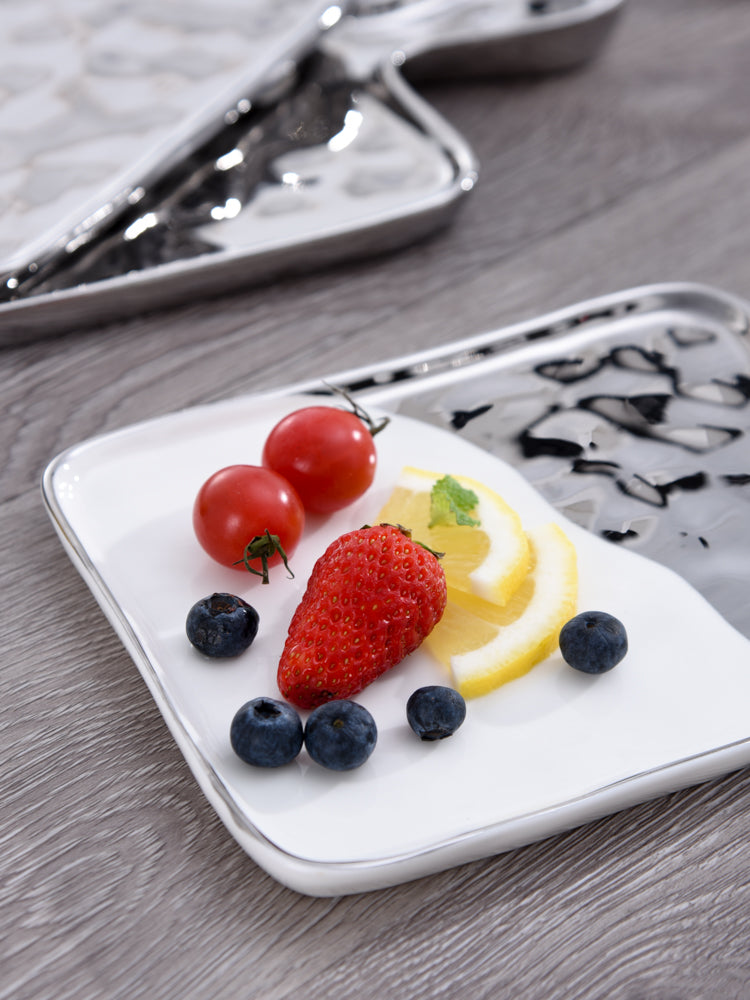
left=0, top=0, right=625, bottom=340
left=338, top=0, right=625, bottom=79
left=0, top=0, right=337, bottom=284
left=287, top=282, right=750, bottom=640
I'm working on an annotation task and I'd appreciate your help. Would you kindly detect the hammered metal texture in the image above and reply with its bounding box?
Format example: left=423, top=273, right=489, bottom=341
left=0, top=0, right=331, bottom=272
left=312, top=286, right=750, bottom=639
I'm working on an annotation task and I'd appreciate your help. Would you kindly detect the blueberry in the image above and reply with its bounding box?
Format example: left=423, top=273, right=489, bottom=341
left=559, top=611, right=628, bottom=674
left=406, top=685, right=466, bottom=740
left=304, top=700, right=377, bottom=771
left=230, top=697, right=303, bottom=767
left=186, top=593, right=259, bottom=658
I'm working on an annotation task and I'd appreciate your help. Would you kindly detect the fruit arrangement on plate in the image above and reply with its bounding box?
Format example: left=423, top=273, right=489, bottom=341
left=186, top=391, right=628, bottom=773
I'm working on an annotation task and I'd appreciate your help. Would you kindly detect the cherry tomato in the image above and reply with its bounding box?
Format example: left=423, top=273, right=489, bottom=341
left=193, top=465, right=304, bottom=571
left=262, top=406, right=377, bottom=514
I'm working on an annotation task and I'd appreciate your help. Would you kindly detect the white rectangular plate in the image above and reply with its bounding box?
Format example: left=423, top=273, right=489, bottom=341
left=43, top=388, right=750, bottom=895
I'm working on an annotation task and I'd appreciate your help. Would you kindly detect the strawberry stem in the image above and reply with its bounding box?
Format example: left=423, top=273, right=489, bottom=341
left=236, top=530, right=294, bottom=584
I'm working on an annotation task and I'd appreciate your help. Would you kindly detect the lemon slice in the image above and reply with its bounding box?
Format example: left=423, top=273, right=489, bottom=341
left=376, top=467, right=530, bottom=605
left=425, top=522, right=578, bottom=699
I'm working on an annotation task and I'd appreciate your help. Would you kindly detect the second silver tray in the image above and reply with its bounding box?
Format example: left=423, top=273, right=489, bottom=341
left=1, top=0, right=625, bottom=340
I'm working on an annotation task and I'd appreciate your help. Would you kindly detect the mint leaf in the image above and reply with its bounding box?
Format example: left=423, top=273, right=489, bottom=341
left=429, top=475, right=480, bottom=528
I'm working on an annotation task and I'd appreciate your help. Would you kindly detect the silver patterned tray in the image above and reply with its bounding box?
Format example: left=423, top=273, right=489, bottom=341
left=0, top=1, right=337, bottom=288
left=1, top=0, right=625, bottom=341
left=41, top=281, right=750, bottom=895
left=287, top=281, right=750, bottom=641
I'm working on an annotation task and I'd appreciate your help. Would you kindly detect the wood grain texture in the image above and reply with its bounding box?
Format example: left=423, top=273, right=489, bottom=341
left=4, top=1, right=750, bottom=997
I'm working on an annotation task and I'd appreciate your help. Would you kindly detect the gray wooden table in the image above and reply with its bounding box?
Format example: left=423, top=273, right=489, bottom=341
left=4, top=1, right=750, bottom=996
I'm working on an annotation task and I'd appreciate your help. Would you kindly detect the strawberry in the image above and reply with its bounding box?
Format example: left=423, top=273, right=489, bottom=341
left=277, top=524, right=447, bottom=709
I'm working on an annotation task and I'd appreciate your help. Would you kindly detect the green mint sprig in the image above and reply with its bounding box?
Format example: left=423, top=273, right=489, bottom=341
left=429, top=475, right=480, bottom=528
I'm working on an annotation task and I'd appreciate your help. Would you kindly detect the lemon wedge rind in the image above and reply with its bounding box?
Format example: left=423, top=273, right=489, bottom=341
left=445, top=521, right=578, bottom=699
